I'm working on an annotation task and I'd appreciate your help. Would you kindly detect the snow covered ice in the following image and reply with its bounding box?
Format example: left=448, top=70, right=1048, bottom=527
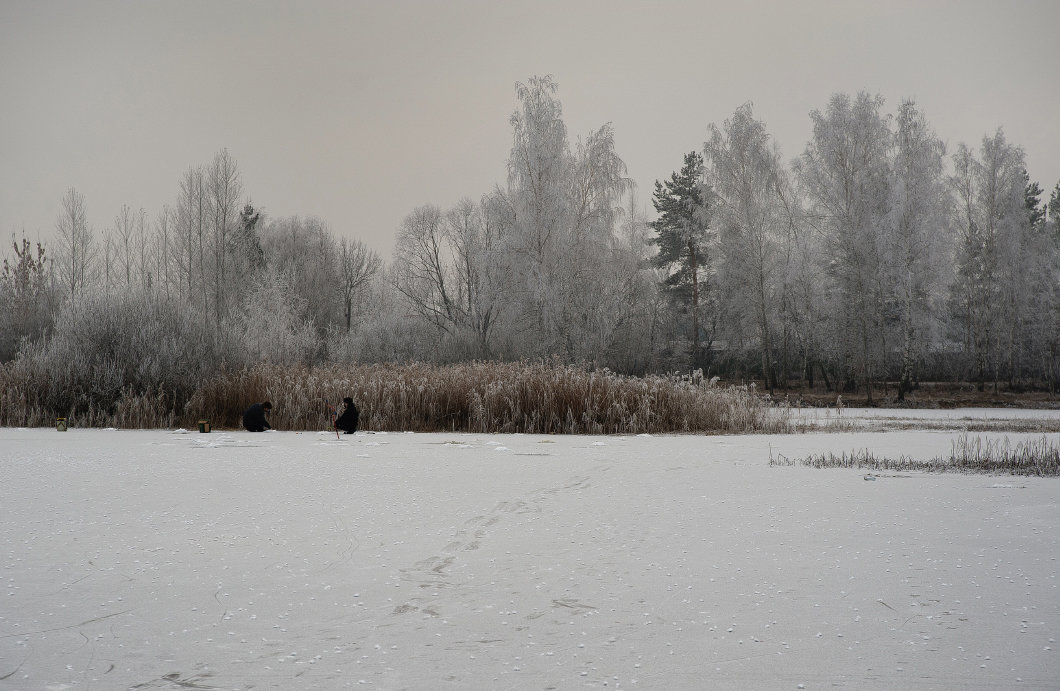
left=1, top=415, right=1058, bottom=689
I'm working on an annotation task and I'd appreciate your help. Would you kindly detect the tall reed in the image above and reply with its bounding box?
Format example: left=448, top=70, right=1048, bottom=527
left=2, top=360, right=790, bottom=434
left=185, top=362, right=790, bottom=434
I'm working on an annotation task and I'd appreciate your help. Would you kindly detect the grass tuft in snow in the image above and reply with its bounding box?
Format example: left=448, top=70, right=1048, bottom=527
left=770, top=434, right=1060, bottom=476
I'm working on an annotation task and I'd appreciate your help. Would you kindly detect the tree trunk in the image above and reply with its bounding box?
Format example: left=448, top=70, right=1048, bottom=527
left=755, top=268, right=774, bottom=393
left=688, top=240, right=700, bottom=371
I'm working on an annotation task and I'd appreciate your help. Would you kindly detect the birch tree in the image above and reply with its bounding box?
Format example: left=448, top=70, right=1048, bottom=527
left=107, top=203, right=144, bottom=292
left=175, top=165, right=209, bottom=319
left=208, top=148, right=242, bottom=325
left=500, top=76, right=632, bottom=362
left=154, top=205, right=173, bottom=301
left=795, top=92, right=892, bottom=401
left=948, top=130, right=1028, bottom=390
left=54, top=187, right=97, bottom=303
left=559, top=123, right=631, bottom=363
left=885, top=100, right=949, bottom=399
left=704, top=103, right=786, bottom=390
left=505, top=76, right=571, bottom=355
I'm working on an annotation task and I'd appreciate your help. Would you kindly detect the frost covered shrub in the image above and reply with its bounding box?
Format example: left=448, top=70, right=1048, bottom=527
left=183, top=361, right=791, bottom=434
left=232, top=268, right=321, bottom=367
left=0, top=291, right=211, bottom=426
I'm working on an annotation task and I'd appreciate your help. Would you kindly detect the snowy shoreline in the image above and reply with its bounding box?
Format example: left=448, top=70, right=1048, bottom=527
left=808, top=407, right=1060, bottom=420
left=1, top=419, right=1057, bottom=689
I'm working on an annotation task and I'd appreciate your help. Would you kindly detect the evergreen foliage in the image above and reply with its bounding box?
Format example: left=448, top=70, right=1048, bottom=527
left=1023, top=171, right=1045, bottom=229
left=650, top=151, right=713, bottom=370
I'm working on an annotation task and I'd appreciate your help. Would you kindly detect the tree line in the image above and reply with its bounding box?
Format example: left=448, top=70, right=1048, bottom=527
left=2, top=76, right=1059, bottom=419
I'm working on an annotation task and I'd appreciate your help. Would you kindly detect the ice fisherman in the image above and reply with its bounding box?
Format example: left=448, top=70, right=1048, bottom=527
left=242, top=401, right=272, bottom=432
left=334, top=397, right=359, bottom=434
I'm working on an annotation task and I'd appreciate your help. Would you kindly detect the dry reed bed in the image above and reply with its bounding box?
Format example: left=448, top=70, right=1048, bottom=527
left=185, top=362, right=790, bottom=434
left=770, top=434, right=1060, bottom=476
left=0, top=361, right=790, bottom=434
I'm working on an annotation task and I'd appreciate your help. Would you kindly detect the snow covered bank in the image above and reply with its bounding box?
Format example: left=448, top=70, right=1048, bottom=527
left=792, top=406, right=1060, bottom=434
left=1, top=425, right=1057, bottom=689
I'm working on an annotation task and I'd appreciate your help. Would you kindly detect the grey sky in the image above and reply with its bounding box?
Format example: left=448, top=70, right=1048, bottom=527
left=2, top=0, right=1058, bottom=256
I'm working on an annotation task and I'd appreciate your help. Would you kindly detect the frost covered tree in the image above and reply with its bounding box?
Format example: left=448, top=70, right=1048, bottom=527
left=948, top=129, right=1034, bottom=390
left=557, top=123, right=632, bottom=363
left=175, top=165, right=209, bottom=318
left=103, top=204, right=150, bottom=293
left=387, top=77, right=635, bottom=364
left=153, top=205, right=174, bottom=301
left=0, top=237, right=51, bottom=360
left=503, top=75, right=573, bottom=356
left=650, top=151, right=712, bottom=370
left=392, top=204, right=459, bottom=340
left=164, top=150, right=246, bottom=332
left=607, top=189, right=668, bottom=374
left=234, top=202, right=265, bottom=276
left=135, top=207, right=151, bottom=293
left=1045, top=182, right=1060, bottom=389
left=704, top=104, right=787, bottom=390
left=507, top=76, right=569, bottom=263
left=391, top=200, right=501, bottom=359
left=777, top=178, right=826, bottom=388
left=208, top=148, right=243, bottom=325
left=884, top=100, right=950, bottom=399
left=500, top=76, right=633, bottom=362
left=796, top=92, right=892, bottom=401
left=338, top=236, right=381, bottom=333
left=444, top=197, right=509, bottom=357
left=234, top=267, right=318, bottom=366
left=259, top=216, right=341, bottom=336
left=54, top=187, right=97, bottom=304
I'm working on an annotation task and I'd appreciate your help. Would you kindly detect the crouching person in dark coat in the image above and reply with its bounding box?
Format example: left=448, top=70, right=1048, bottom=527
left=335, top=397, right=359, bottom=434
left=242, top=401, right=272, bottom=432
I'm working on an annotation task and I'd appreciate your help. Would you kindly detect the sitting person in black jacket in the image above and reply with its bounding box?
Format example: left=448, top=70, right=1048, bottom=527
left=242, top=401, right=272, bottom=432
left=335, top=397, right=359, bottom=434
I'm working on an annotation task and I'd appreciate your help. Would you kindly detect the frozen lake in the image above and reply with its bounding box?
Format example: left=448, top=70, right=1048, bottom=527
left=1, top=419, right=1057, bottom=689
left=808, top=407, right=1060, bottom=420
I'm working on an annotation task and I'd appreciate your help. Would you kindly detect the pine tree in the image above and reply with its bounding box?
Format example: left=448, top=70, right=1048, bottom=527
left=651, top=151, right=712, bottom=370
left=1023, top=171, right=1045, bottom=230
left=1045, top=181, right=1060, bottom=237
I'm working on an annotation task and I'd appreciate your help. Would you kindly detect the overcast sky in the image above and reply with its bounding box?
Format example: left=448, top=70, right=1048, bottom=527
left=2, top=0, right=1058, bottom=257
